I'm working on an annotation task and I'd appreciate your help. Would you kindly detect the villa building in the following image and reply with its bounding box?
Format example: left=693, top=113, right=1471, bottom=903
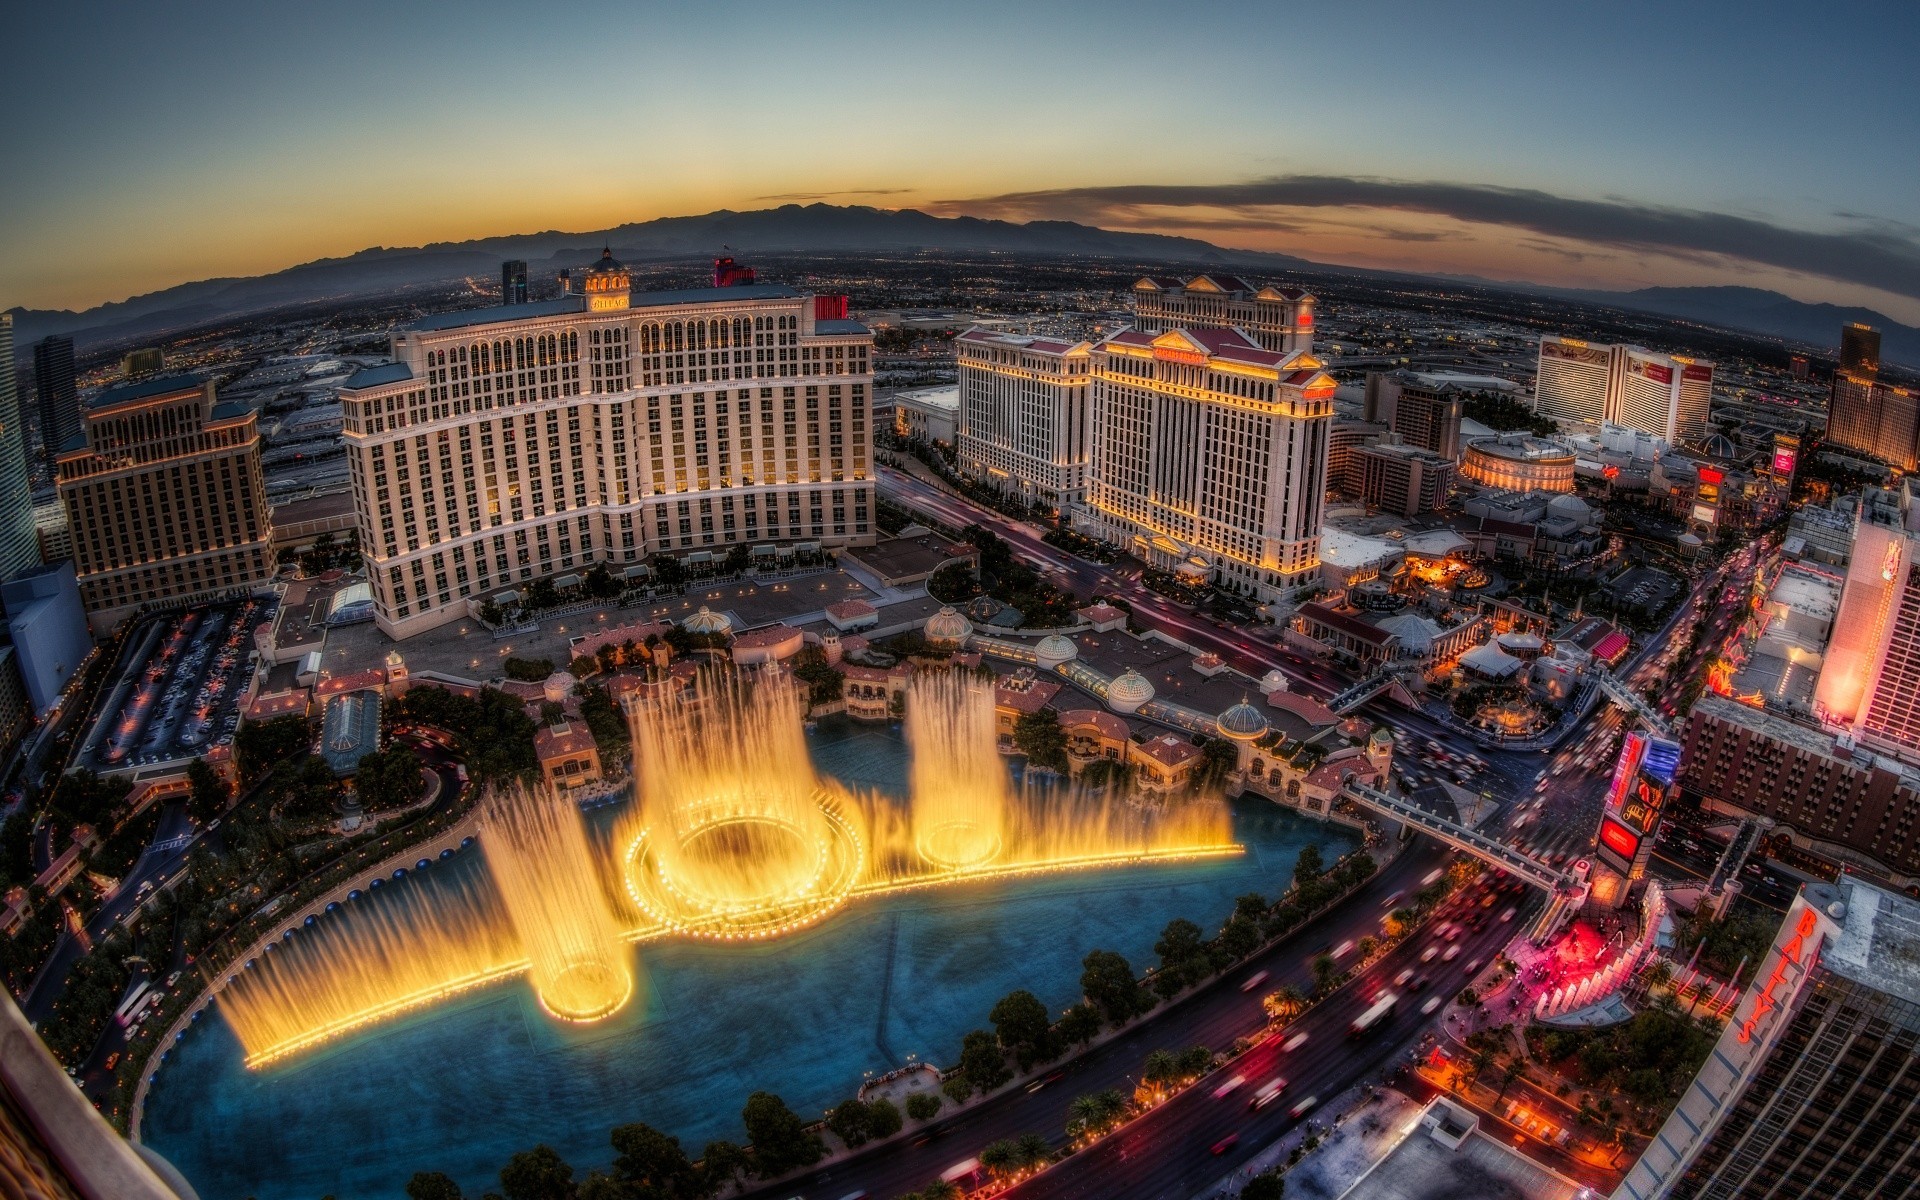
left=338, top=250, right=875, bottom=639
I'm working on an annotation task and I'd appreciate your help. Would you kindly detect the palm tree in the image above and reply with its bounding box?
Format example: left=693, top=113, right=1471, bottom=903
left=980, top=1139, right=1019, bottom=1176
left=1066, top=1092, right=1105, bottom=1135
left=1141, top=1049, right=1179, bottom=1085
left=918, top=1182, right=959, bottom=1200
left=1311, top=953, right=1341, bottom=995
left=1263, top=984, right=1307, bottom=1021
left=1094, top=1088, right=1128, bottom=1123
left=1015, top=1133, right=1051, bottom=1168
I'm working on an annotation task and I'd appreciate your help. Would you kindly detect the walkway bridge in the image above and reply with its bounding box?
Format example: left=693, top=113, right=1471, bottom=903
left=1340, top=779, right=1573, bottom=894
left=1327, top=668, right=1417, bottom=715
left=1590, top=665, right=1674, bottom=739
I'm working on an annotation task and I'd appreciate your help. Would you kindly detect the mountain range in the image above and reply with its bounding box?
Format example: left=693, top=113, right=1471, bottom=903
left=7, top=203, right=1915, bottom=368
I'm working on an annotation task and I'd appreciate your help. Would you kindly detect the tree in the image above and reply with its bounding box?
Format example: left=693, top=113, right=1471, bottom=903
left=990, top=989, right=1056, bottom=1070
left=1055, top=1002, right=1102, bottom=1047
left=827, top=1097, right=877, bottom=1148
left=234, top=716, right=313, bottom=783
left=1356, top=935, right=1380, bottom=960
left=1141, top=1049, right=1180, bottom=1086
left=980, top=1139, right=1020, bottom=1177
left=48, top=768, right=133, bottom=829
left=867, top=1097, right=903, bottom=1139
left=1262, top=985, right=1306, bottom=1021
left=499, top=1145, right=575, bottom=1200
left=186, top=759, right=227, bottom=823
left=791, top=647, right=846, bottom=706
left=1177, top=1045, right=1214, bottom=1077
left=1012, top=708, right=1068, bottom=772
left=1193, top=737, right=1239, bottom=793
left=1081, top=949, right=1150, bottom=1025
left=1242, top=1170, right=1287, bottom=1200
left=405, top=1172, right=464, bottom=1200
left=698, top=1141, right=748, bottom=1193
left=609, top=1122, right=700, bottom=1199
left=1311, top=953, right=1340, bottom=995
left=906, top=1091, right=941, bottom=1121
left=916, top=1182, right=959, bottom=1200
left=1015, top=1132, right=1050, bottom=1168
left=355, top=744, right=425, bottom=813
left=958, top=1028, right=1012, bottom=1093
left=741, top=1091, right=823, bottom=1177
left=1383, top=906, right=1417, bottom=939
left=941, top=1075, right=974, bottom=1104
left=0, top=814, right=29, bottom=890
left=1291, top=844, right=1324, bottom=887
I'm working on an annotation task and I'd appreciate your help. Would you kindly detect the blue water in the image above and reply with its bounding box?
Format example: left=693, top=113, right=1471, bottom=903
left=141, top=720, right=1356, bottom=1200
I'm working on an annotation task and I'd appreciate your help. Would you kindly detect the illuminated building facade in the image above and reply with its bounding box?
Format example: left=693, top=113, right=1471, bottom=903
left=1617, top=877, right=1920, bottom=1200
left=1592, top=731, right=1681, bottom=900
left=32, top=334, right=79, bottom=475
left=1840, top=322, right=1881, bottom=377
left=1533, top=337, right=1714, bottom=443
left=1129, top=274, right=1315, bottom=355
left=55, top=374, right=273, bottom=630
left=340, top=251, right=875, bottom=639
left=1459, top=435, right=1575, bottom=493
left=501, top=260, right=528, bottom=305
left=1827, top=371, right=1920, bottom=471
left=1078, top=327, right=1333, bottom=602
left=0, top=314, right=36, bottom=584
left=1813, top=486, right=1920, bottom=762
left=1353, top=440, right=1452, bottom=517
left=954, top=329, right=1092, bottom=511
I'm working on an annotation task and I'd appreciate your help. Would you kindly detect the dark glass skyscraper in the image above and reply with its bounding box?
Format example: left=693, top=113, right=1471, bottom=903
left=1840, top=322, right=1881, bottom=377
left=502, top=259, right=529, bottom=305
left=0, top=315, right=41, bottom=582
left=33, top=334, right=79, bottom=470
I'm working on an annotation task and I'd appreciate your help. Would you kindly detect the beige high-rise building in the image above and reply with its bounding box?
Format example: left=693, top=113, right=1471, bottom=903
left=954, top=330, right=1093, bottom=511
left=1078, top=327, right=1333, bottom=602
left=1130, top=274, right=1315, bottom=355
left=1533, top=336, right=1715, bottom=444
left=56, top=375, right=274, bottom=630
left=339, top=251, right=875, bottom=639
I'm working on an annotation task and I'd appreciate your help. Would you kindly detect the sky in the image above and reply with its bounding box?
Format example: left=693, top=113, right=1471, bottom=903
left=4, top=0, right=1919, bottom=322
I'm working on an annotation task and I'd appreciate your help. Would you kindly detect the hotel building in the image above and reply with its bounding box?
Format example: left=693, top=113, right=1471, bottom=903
left=1129, top=274, right=1315, bottom=355
left=1617, top=877, right=1920, bottom=1200
left=1811, top=484, right=1920, bottom=763
left=1077, top=327, right=1333, bottom=602
left=1362, top=370, right=1465, bottom=460
left=1828, top=372, right=1920, bottom=472
left=55, top=374, right=274, bottom=630
left=339, top=251, right=875, bottom=639
left=1533, top=337, right=1715, bottom=444
left=953, top=330, right=1092, bottom=511
left=0, top=314, right=36, bottom=585
left=1352, top=440, right=1453, bottom=517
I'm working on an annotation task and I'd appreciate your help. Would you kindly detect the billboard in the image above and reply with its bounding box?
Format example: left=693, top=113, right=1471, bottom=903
left=1543, top=339, right=1611, bottom=366
left=1772, top=448, right=1798, bottom=475
left=1627, top=356, right=1674, bottom=385
left=1596, top=734, right=1682, bottom=879
left=1682, top=364, right=1714, bottom=382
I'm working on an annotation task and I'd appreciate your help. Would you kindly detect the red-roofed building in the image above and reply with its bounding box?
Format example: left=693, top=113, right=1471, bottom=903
left=824, top=599, right=879, bottom=632
left=1077, top=603, right=1127, bottom=632
left=994, top=669, right=1064, bottom=736
left=1291, top=602, right=1398, bottom=666
left=313, top=667, right=389, bottom=700
left=841, top=662, right=910, bottom=720
left=246, top=687, right=311, bottom=721
left=569, top=619, right=673, bottom=665
left=1060, top=708, right=1131, bottom=771
left=1131, top=733, right=1203, bottom=793
left=731, top=624, right=805, bottom=665
left=534, top=721, right=602, bottom=793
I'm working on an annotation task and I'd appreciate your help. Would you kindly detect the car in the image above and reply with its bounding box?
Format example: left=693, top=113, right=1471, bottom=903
left=1213, top=1074, right=1247, bottom=1099
left=1464, top=959, right=1482, bottom=975
left=1380, top=891, right=1404, bottom=910
left=1250, top=1079, right=1288, bottom=1109
left=1499, top=906, right=1517, bottom=923
left=1241, top=970, right=1269, bottom=992
left=1442, top=945, right=1462, bottom=962
left=837, top=1192, right=870, bottom=1200
left=1480, top=893, right=1498, bottom=909
left=1289, top=1096, right=1319, bottom=1121
left=1394, top=968, right=1415, bottom=987
left=1421, top=996, right=1442, bottom=1015
left=1283, top=1031, right=1310, bottom=1052
left=1421, top=945, right=1440, bottom=963
left=1332, top=940, right=1356, bottom=959
left=1410, top=974, right=1430, bottom=991
left=1211, top=1133, right=1240, bottom=1155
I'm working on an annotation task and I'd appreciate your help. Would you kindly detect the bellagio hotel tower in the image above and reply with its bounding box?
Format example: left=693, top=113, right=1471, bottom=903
left=340, top=251, right=874, bottom=639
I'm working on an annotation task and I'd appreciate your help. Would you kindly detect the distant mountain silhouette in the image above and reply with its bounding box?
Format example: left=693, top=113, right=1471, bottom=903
left=6, top=203, right=1914, bottom=367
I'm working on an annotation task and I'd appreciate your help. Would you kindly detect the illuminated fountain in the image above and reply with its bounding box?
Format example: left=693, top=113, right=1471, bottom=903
left=481, top=785, right=635, bottom=1021
left=214, top=666, right=1241, bottom=1070
left=906, top=673, right=1006, bottom=870
left=621, top=673, right=864, bottom=939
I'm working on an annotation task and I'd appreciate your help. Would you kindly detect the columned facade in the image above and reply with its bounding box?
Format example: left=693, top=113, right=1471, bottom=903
left=954, top=330, right=1092, bottom=510
left=341, top=263, right=875, bottom=639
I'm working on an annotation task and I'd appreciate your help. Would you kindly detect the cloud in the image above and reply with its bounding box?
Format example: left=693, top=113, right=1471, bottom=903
left=753, top=188, right=915, bottom=202
left=931, top=176, right=1920, bottom=303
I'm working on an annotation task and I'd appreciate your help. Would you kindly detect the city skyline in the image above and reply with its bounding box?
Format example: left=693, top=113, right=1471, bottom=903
left=3, top=0, right=1919, bottom=323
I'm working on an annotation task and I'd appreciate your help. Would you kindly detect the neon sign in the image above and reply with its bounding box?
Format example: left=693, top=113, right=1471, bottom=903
left=1738, top=907, right=1821, bottom=1044
left=1598, top=818, right=1640, bottom=862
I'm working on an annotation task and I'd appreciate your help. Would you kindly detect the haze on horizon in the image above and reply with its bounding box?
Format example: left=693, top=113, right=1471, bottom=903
left=4, top=0, right=1917, bottom=324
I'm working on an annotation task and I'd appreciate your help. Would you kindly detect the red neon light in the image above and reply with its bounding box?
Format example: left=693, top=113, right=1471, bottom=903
left=1598, top=818, right=1640, bottom=861
left=1297, top=312, right=1314, bottom=328
left=1738, top=908, right=1821, bottom=1044
left=1699, top=467, right=1724, bottom=485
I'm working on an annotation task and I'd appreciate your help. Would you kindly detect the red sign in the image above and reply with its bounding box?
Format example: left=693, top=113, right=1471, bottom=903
left=1772, top=450, right=1797, bottom=475
left=1739, top=907, right=1821, bottom=1044
left=1699, top=467, right=1724, bottom=485
left=1640, top=362, right=1673, bottom=384
left=1297, top=312, right=1313, bottom=328
left=1154, top=347, right=1207, bottom=366
left=1683, top=364, right=1713, bottom=382
left=1598, top=818, right=1640, bottom=862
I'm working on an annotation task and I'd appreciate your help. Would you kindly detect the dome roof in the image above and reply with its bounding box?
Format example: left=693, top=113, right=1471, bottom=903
left=925, top=605, right=974, bottom=645
left=1215, top=699, right=1269, bottom=740
left=587, top=246, right=624, bottom=273
left=1546, top=493, right=1594, bottom=520
left=1259, top=668, right=1290, bottom=695
left=1701, top=432, right=1739, bottom=459
left=1033, top=634, right=1078, bottom=667
left=682, top=606, right=733, bottom=635
left=542, top=671, right=574, bottom=703
left=1106, top=669, right=1156, bottom=713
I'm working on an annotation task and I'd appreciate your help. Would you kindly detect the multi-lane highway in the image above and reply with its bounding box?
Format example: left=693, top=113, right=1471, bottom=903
left=737, top=843, right=1555, bottom=1200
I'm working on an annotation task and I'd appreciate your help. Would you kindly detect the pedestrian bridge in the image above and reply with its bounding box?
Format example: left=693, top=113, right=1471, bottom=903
left=1327, top=669, right=1407, bottom=714
left=1589, top=665, right=1674, bottom=739
left=1340, top=779, right=1573, bottom=894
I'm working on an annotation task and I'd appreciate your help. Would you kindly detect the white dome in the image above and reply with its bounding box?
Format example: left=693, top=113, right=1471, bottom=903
left=1260, top=668, right=1290, bottom=695
left=1106, top=669, right=1156, bottom=713
left=1034, top=634, right=1078, bottom=668
left=682, top=606, right=733, bottom=635
left=542, top=671, right=574, bottom=704
left=1546, top=493, right=1594, bottom=521
left=925, top=605, right=974, bottom=647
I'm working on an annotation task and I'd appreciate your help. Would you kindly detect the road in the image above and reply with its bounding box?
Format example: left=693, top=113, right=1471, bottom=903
left=738, top=843, right=1559, bottom=1200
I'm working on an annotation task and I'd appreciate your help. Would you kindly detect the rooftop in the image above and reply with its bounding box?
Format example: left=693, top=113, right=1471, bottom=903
left=340, top=362, right=414, bottom=391
left=1340, top=1105, right=1581, bottom=1200
left=88, top=373, right=202, bottom=412
left=1812, top=878, right=1920, bottom=1008
left=814, top=318, right=869, bottom=336
left=1466, top=435, right=1575, bottom=464
left=407, top=296, right=587, bottom=333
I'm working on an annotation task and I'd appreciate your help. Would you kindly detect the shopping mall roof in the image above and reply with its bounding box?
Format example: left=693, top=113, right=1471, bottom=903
left=1813, top=878, right=1920, bottom=1008
left=407, top=296, right=586, bottom=333
left=87, top=373, right=202, bottom=412
left=340, top=362, right=414, bottom=391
